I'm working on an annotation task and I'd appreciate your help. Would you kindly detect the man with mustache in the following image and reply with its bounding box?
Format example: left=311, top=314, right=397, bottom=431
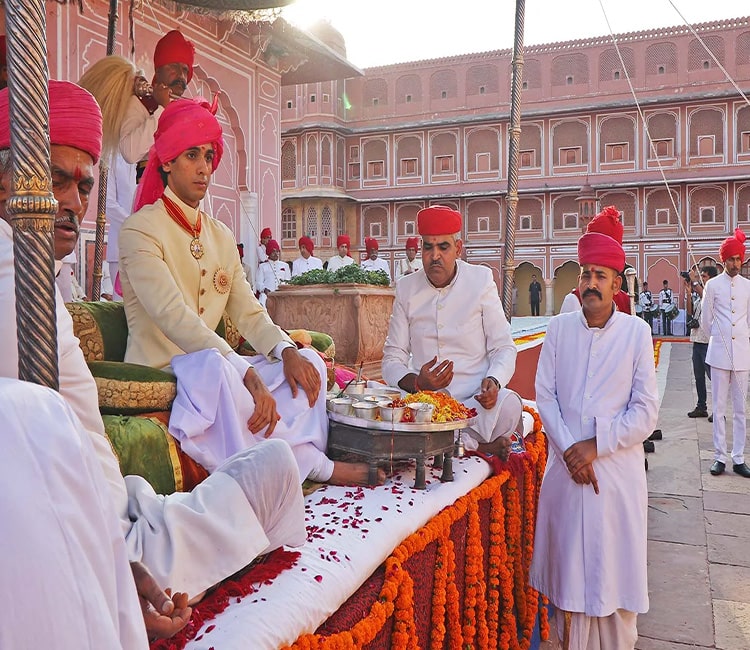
left=382, top=205, right=520, bottom=457
left=361, top=236, right=392, bottom=282
left=0, top=81, right=306, bottom=641
left=530, top=207, right=659, bottom=649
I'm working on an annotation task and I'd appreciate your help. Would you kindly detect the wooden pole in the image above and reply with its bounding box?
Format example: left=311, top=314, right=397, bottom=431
left=501, top=0, right=526, bottom=323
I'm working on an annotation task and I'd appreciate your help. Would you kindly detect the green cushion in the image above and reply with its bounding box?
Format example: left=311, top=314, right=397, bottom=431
left=103, top=415, right=178, bottom=494
left=89, top=360, right=176, bottom=415
left=309, top=331, right=335, bottom=357
left=67, top=301, right=129, bottom=362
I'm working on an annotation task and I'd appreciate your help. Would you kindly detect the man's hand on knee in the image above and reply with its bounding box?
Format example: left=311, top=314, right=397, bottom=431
left=243, top=367, right=280, bottom=436
left=282, top=347, right=321, bottom=407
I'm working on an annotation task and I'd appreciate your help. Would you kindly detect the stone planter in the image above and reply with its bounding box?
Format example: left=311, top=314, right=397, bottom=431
left=267, top=283, right=395, bottom=379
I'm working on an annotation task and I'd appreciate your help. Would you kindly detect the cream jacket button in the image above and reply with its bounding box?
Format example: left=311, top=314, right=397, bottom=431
left=199, top=307, right=205, bottom=315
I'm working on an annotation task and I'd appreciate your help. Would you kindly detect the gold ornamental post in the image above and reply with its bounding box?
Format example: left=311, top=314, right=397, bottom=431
left=501, top=0, right=526, bottom=323
left=6, top=0, right=59, bottom=389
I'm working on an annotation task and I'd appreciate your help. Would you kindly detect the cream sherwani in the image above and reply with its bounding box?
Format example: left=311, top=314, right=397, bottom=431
left=0, top=379, right=148, bottom=650
left=701, top=272, right=750, bottom=464
left=119, top=188, right=332, bottom=481
left=292, top=254, right=323, bottom=277
left=361, top=256, right=392, bottom=282
left=395, top=256, right=423, bottom=281
left=257, top=258, right=291, bottom=307
left=531, top=309, right=658, bottom=647
left=0, top=219, right=305, bottom=597
left=382, top=260, right=517, bottom=447
left=327, top=254, right=354, bottom=273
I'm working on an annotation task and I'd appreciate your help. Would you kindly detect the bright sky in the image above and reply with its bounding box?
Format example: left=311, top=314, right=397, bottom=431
left=282, top=0, right=748, bottom=68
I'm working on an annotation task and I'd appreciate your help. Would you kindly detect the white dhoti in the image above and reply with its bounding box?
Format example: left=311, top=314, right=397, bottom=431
left=711, top=367, right=749, bottom=464
left=462, top=387, right=524, bottom=450
left=0, top=378, right=147, bottom=650
left=169, top=347, right=332, bottom=481
left=542, top=609, right=638, bottom=650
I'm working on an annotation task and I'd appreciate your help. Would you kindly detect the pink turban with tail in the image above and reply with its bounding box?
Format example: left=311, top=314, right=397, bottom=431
left=134, top=96, right=223, bottom=212
left=577, top=205, right=625, bottom=273
left=720, top=228, right=747, bottom=263
left=0, top=80, right=102, bottom=164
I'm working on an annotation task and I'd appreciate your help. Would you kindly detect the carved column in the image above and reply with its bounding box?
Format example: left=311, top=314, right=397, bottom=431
left=6, top=0, right=59, bottom=389
left=544, top=279, right=554, bottom=316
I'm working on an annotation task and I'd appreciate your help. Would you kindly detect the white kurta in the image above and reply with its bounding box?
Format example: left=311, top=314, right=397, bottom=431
left=559, top=290, right=581, bottom=313
left=119, top=95, right=163, bottom=164
left=257, top=258, right=291, bottom=307
left=701, top=272, right=750, bottom=371
left=0, top=219, right=303, bottom=598
left=327, top=254, right=355, bottom=273
left=382, top=260, right=517, bottom=444
left=395, top=256, right=423, bottom=281
left=106, top=154, right=136, bottom=266
left=292, top=255, right=323, bottom=277
left=361, top=256, right=392, bottom=282
left=531, top=309, right=658, bottom=617
left=0, top=378, right=147, bottom=650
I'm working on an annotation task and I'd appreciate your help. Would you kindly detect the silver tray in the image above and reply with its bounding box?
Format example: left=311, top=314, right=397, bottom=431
left=327, top=410, right=475, bottom=433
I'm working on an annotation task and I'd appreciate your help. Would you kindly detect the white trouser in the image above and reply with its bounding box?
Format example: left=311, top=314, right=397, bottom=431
left=711, top=367, right=749, bottom=465
left=542, top=609, right=637, bottom=650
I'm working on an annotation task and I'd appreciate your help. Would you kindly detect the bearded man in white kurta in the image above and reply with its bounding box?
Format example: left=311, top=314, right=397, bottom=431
left=0, top=82, right=307, bottom=609
left=360, top=236, right=392, bottom=282
left=382, top=205, right=520, bottom=455
left=121, top=98, right=373, bottom=486
left=531, top=207, right=658, bottom=649
left=701, top=229, right=750, bottom=478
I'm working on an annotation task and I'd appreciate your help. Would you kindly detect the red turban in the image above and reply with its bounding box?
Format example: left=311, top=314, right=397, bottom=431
left=337, top=234, right=350, bottom=249
left=720, top=228, right=747, bottom=263
left=405, top=237, right=419, bottom=251
left=154, top=30, right=195, bottom=83
left=577, top=204, right=626, bottom=272
left=0, top=80, right=102, bottom=164
left=365, top=237, right=378, bottom=251
left=134, top=96, right=223, bottom=211
left=417, top=205, right=462, bottom=236
left=299, top=236, right=314, bottom=253
left=266, top=239, right=280, bottom=255
left=260, top=227, right=272, bottom=240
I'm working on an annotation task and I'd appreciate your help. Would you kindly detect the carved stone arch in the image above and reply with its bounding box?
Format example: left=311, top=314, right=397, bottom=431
left=190, top=66, right=248, bottom=190
left=598, top=114, right=636, bottom=162
left=551, top=119, right=590, bottom=165
left=687, top=106, right=725, bottom=155
left=552, top=260, right=580, bottom=313
left=514, top=261, right=544, bottom=317
left=688, top=184, right=727, bottom=225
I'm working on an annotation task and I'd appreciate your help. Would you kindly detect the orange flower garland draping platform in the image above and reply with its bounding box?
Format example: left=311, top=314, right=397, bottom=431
left=284, top=407, right=548, bottom=650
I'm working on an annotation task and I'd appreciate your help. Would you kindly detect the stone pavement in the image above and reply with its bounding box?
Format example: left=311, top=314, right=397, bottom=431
left=637, top=341, right=750, bottom=649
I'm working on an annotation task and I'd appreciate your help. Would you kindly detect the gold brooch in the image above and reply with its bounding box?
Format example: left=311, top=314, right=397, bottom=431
left=213, top=268, right=231, bottom=294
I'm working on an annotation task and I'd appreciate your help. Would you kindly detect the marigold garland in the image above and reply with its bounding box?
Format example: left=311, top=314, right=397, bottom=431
left=653, top=340, right=662, bottom=369
left=284, top=407, right=547, bottom=650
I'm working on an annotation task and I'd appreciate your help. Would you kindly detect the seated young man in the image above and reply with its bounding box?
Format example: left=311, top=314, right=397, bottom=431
left=120, top=96, right=376, bottom=486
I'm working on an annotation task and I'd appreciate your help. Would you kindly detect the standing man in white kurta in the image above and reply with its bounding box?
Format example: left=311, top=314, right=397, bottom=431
left=531, top=207, right=659, bottom=649
left=360, top=236, right=392, bottom=282
left=327, top=234, right=355, bottom=272
left=257, top=239, right=291, bottom=307
left=382, top=205, right=520, bottom=455
left=291, top=235, right=323, bottom=277
left=701, top=229, right=750, bottom=477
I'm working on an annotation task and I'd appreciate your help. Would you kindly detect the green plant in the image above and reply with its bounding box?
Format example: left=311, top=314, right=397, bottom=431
left=285, top=265, right=390, bottom=287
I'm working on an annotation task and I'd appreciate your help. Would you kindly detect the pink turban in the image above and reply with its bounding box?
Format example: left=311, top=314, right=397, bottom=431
left=337, top=234, right=350, bottom=249
left=154, top=30, right=195, bottom=83
left=134, top=96, right=223, bottom=211
left=260, top=227, right=272, bottom=240
left=720, top=228, right=747, bottom=263
left=417, top=205, right=462, bottom=235
left=299, top=236, right=314, bottom=253
left=365, top=237, right=379, bottom=252
left=405, top=237, right=419, bottom=251
left=266, top=239, right=280, bottom=255
left=0, top=80, right=102, bottom=164
left=577, top=206, right=625, bottom=272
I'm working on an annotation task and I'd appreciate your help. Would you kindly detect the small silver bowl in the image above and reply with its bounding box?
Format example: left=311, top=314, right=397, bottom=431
left=408, top=403, right=435, bottom=423
left=329, top=397, right=354, bottom=416
left=351, top=402, right=379, bottom=420
left=344, top=380, right=367, bottom=396
left=378, top=402, right=406, bottom=423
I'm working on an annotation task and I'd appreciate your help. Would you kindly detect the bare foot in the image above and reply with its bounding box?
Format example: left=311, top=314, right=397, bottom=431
left=328, top=461, right=385, bottom=486
left=478, top=436, right=512, bottom=461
